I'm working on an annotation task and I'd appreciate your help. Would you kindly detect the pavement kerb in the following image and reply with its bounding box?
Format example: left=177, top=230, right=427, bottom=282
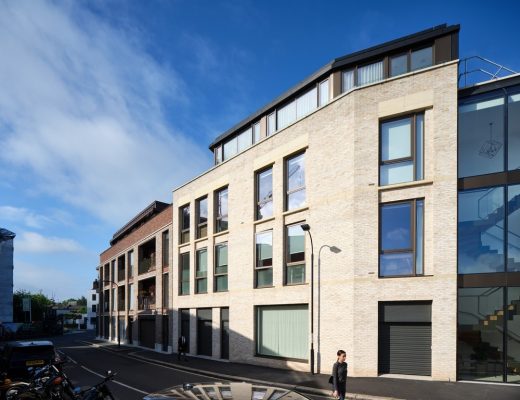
left=78, top=340, right=400, bottom=400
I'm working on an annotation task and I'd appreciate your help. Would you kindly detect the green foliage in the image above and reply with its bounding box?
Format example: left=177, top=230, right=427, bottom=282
left=13, top=290, right=53, bottom=322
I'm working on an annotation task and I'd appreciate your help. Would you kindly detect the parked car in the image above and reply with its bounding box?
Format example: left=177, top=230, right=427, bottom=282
left=143, top=381, right=311, bottom=400
left=0, top=340, right=56, bottom=380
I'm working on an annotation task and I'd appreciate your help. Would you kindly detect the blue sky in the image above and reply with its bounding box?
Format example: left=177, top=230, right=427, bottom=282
left=1, top=0, right=519, bottom=301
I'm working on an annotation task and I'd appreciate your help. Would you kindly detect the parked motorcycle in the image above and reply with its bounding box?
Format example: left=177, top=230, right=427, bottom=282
left=76, top=371, right=116, bottom=400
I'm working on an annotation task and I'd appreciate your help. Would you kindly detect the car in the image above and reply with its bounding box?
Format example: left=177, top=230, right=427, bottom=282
left=0, top=340, right=56, bottom=380
left=142, top=381, right=311, bottom=400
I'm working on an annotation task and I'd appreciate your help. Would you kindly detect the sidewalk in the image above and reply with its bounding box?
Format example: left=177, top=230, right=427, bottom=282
left=86, top=340, right=520, bottom=400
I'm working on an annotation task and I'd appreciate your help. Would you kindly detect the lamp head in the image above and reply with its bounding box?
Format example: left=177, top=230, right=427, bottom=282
left=300, top=223, right=311, bottom=231
left=330, top=246, right=341, bottom=254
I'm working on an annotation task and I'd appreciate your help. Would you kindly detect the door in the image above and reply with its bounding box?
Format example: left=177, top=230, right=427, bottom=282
left=162, top=315, right=169, bottom=352
left=139, top=316, right=155, bottom=349
left=221, top=308, right=229, bottom=359
left=127, top=316, right=133, bottom=344
left=197, top=309, right=212, bottom=356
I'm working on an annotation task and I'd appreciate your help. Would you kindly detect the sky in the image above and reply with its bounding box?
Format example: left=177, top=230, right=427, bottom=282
left=1, top=0, right=519, bottom=301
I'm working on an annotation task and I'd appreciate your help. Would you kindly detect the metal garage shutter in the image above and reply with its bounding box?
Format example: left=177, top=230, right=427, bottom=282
left=379, top=302, right=432, bottom=376
left=139, top=317, right=155, bottom=349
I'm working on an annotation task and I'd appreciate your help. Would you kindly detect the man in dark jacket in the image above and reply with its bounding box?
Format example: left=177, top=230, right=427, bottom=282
left=177, top=335, right=188, bottom=361
left=332, top=350, right=347, bottom=400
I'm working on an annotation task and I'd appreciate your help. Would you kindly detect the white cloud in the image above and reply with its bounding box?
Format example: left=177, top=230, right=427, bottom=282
left=0, top=1, right=210, bottom=226
left=16, top=232, right=83, bottom=253
left=0, top=206, right=52, bottom=229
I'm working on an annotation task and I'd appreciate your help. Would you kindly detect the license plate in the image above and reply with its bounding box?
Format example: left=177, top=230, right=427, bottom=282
left=26, top=359, right=44, bottom=366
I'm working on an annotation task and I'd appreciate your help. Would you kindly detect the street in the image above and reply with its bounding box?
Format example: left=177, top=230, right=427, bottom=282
left=53, top=332, right=327, bottom=400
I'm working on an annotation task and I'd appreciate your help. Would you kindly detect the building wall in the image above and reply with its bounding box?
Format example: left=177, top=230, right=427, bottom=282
left=86, top=288, right=99, bottom=330
left=0, top=237, right=14, bottom=323
left=170, top=62, right=459, bottom=379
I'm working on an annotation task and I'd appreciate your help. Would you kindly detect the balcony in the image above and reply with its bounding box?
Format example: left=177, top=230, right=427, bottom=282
left=138, top=295, right=156, bottom=311
left=138, top=238, right=156, bottom=275
left=138, top=255, right=156, bottom=274
left=138, top=276, right=156, bottom=311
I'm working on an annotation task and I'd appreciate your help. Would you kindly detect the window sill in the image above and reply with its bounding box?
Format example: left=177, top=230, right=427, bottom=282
left=178, top=243, right=190, bottom=250
left=194, top=236, right=208, bottom=244
left=282, top=206, right=309, bottom=217
left=254, top=216, right=275, bottom=225
left=284, top=282, right=308, bottom=287
left=378, top=274, right=433, bottom=279
left=213, top=230, right=229, bottom=238
left=378, top=180, right=433, bottom=191
left=255, top=285, right=275, bottom=289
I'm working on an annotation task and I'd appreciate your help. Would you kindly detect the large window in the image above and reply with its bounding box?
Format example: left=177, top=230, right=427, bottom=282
left=319, top=79, right=329, bottom=107
left=127, top=250, right=134, bottom=279
left=380, top=113, right=424, bottom=186
left=256, top=167, right=273, bottom=220
left=179, top=253, right=190, bottom=295
left=128, top=283, right=134, bottom=310
left=508, top=185, right=520, bottom=272
left=256, top=305, right=308, bottom=360
left=196, top=197, right=208, bottom=239
left=255, top=231, right=273, bottom=288
left=286, top=152, right=306, bottom=210
left=509, top=94, right=520, bottom=171
left=180, top=205, right=190, bottom=244
left=267, top=112, right=276, bottom=136
left=195, top=249, right=208, bottom=294
left=162, top=230, right=169, bottom=267
left=286, top=224, right=305, bottom=285
left=162, top=273, right=169, bottom=309
left=379, top=199, right=424, bottom=277
left=214, top=244, right=228, bottom=292
left=411, top=47, right=433, bottom=71
left=357, top=61, right=383, bottom=86
left=342, top=69, right=354, bottom=92
left=117, top=255, right=125, bottom=282
left=215, top=187, right=228, bottom=233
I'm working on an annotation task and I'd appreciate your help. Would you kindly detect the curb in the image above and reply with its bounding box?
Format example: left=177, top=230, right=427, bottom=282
left=79, top=340, right=401, bottom=400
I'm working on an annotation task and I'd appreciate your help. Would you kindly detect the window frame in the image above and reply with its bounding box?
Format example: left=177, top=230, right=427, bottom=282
left=214, top=243, right=228, bottom=292
left=379, top=198, right=425, bottom=278
left=379, top=112, right=424, bottom=186
left=255, top=230, right=274, bottom=288
left=162, top=230, right=169, bottom=268
left=284, top=223, right=306, bottom=285
left=179, top=204, right=190, bottom=244
left=179, top=252, right=190, bottom=296
left=285, top=151, right=306, bottom=211
left=255, top=165, right=274, bottom=220
left=195, top=248, right=208, bottom=294
left=196, top=196, right=208, bottom=239
left=215, top=187, right=229, bottom=233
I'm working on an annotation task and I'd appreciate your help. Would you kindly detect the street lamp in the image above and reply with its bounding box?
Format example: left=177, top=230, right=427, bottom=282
left=300, top=223, right=314, bottom=374
left=93, top=278, right=120, bottom=349
left=317, top=244, right=341, bottom=373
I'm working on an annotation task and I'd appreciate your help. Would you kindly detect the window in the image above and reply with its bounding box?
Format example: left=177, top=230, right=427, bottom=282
left=286, top=224, right=305, bottom=284
left=509, top=94, right=520, bottom=171
left=91, top=294, right=96, bottom=301
left=214, top=244, right=228, bottom=292
left=286, top=152, right=306, bottom=210
left=296, top=87, right=317, bottom=119
left=128, top=250, right=134, bottom=279
left=357, top=61, right=383, bottom=86
left=255, top=231, right=273, bottom=287
left=215, top=187, right=228, bottom=232
left=91, top=304, right=97, bottom=313
left=256, top=305, right=308, bottom=360
left=195, top=249, right=208, bottom=294
left=196, top=197, right=208, bottom=239
left=390, top=53, right=408, bottom=77
left=342, top=69, right=354, bottom=92
left=179, top=253, right=190, bottom=295
left=180, top=204, right=190, bottom=244
left=223, top=137, right=238, bottom=161
left=215, top=145, right=222, bottom=164
left=117, top=255, right=125, bottom=282
left=111, top=288, right=115, bottom=311
left=256, top=167, right=273, bottom=220
left=110, top=260, right=115, bottom=282
left=267, top=112, right=276, bottom=136
left=277, top=100, right=296, bottom=130
left=411, top=47, right=433, bottom=71
left=128, top=283, right=134, bottom=310
left=237, top=128, right=252, bottom=152
left=162, top=273, right=169, bottom=309
left=253, top=122, right=261, bottom=143
left=162, top=230, right=169, bottom=267
left=380, top=113, right=424, bottom=186
left=379, top=199, right=424, bottom=277
left=318, top=79, right=329, bottom=107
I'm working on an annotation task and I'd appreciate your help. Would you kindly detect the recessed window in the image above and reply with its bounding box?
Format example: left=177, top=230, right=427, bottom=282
left=267, top=112, right=276, bottom=136
left=390, top=53, right=408, bottom=77
left=196, top=197, right=208, bottom=239
left=180, top=204, right=190, bottom=244
left=411, top=47, right=433, bottom=71
left=162, top=273, right=169, bottom=309
left=162, top=230, right=169, bottom=267
left=179, top=253, right=190, bottom=295
left=380, top=113, right=424, bottom=186
left=253, top=122, right=261, bottom=143
left=237, top=128, right=252, bottom=152
left=195, top=248, right=208, bottom=294
left=256, top=167, right=273, bottom=220
left=296, top=87, right=317, bottom=119
left=379, top=199, right=424, bottom=277
left=214, top=243, right=228, bottom=292
left=215, top=145, right=222, bottom=164
left=357, top=60, right=383, bottom=86
left=127, top=250, right=134, bottom=279
left=277, top=100, right=296, bottom=130
left=342, top=69, right=354, bottom=92
left=215, top=187, right=228, bottom=233
left=255, top=231, right=273, bottom=288
left=286, top=152, right=306, bottom=210
left=319, top=79, right=329, bottom=107
left=286, top=224, right=305, bottom=285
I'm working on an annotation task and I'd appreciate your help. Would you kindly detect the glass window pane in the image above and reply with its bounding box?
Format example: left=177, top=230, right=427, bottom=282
left=267, top=112, right=276, bottom=136
left=197, top=249, right=207, bottom=274
left=182, top=205, right=190, bottom=230
left=509, top=94, right=520, bottom=171
left=253, top=122, right=261, bottom=143
left=416, top=114, right=424, bottom=180
left=507, top=287, right=520, bottom=383
left=342, top=70, right=354, bottom=92
left=416, top=200, right=424, bottom=275
left=237, top=128, right=252, bottom=152
left=198, top=198, right=208, bottom=225
left=256, top=231, right=272, bottom=268
left=457, top=287, right=504, bottom=382
left=288, top=225, right=305, bottom=263
left=380, top=253, right=414, bottom=276
left=458, top=96, right=505, bottom=178
left=287, top=153, right=305, bottom=191
left=508, top=185, right=520, bottom=272
left=380, top=161, right=414, bottom=186
left=286, top=264, right=305, bottom=284
left=215, top=146, right=222, bottom=164
left=381, top=203, right=412, bottom=250
left=257, top=168, right=273, bottom=219
left=458, top=187, right=505, bottom=274
left=223, top=137, right=238, bottom=161
left=411, top=47, right=432, bottom=71
left=288, top=189, right=306, bottom=210
left=216, top=276, right=228, bottom=292
left=319, top=79, right=329, bottom=107
left=216, top=244, right=228, bottom=268
left=196, top=278, right=207, bottom=293
left=256, top=269, right=273, bottom=287
left=296, top=87, right=317, bottom=118
left=358, top=61, right=383, bottom=86
left=390, top=54, right=408, bottom=77
left=277, top=100, right=296, bottom=130
left=381, top=117, right=412, bottom=161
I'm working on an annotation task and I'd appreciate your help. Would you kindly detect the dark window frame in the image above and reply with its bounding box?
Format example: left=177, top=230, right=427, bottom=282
left=196, top=196, right=208, bottom=239
left=127, top=250, right=134, bottom=279
left=284, top=151, right=306, bottom=211
left=179, top=204, right=190, bottom=244
left=255, top=230, right=274, bottom=288
left=162, top=230, right=169, bottom=268
left=215, top=186, right=229, bottom=233
left=195, top=248, right=208, bottom=294
left=179, top=252, right=190, bottom=296
left=284, top=222, right=306, bottom=286
left=379, top=198, right=425, bottom=278
left=214, top=243, right=228, bottom=292
left=255, top=165, right=274, bottom=220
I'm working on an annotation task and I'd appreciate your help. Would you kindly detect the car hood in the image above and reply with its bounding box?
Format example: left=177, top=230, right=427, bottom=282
left=143, top=381, right=310, bottom=400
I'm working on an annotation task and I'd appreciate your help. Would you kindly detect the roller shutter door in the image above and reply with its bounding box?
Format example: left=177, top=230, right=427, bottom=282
left=378, top=302, right=432, bottom=376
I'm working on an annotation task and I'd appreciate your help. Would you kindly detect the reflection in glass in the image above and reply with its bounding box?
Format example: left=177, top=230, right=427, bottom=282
left=380, top=162, right=413, bottom=186
left=382, top=118, right=412, bottom=160
left=216, top=188, right=228, bottom=232
left=381, top=203, right=411, bottom=250
left=390, top=54, right=408, bottom=77
left=458, top=96, right=505, bottom=178
left=411, top=47, right=433, bottom=71
left=287, top=153, right=305, bottom=210
left=380, top=253, right=413, bottom=276
left=196, top=249, right=207, bottom=294
left=286, top=225, right=305, bottom=284
left=458, top=188, right=505, bottom=274
left=257, top=168, right=273, bottom=220
left=180, top=253, right=190, bottom=295
left=416, top=114, right=424, bottom=180
left=508, top=185, right=520, bottom=272
left=215, top=244, right=228, bottom=292
left=458, top=287, right=504, bottom=382
left=342, top=70, right=354, bottom=92
left=256, top=231, right=273, bottom=287
left=507, top=287, right=520, bottom=382
left=509, top=94, right=520, bottom=171
left=416, top=200, right=424, bottom=274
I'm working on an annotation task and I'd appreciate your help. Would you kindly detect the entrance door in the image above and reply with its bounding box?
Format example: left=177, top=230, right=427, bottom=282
left=127, top=316, right=133, bottom=344
left=197, top=309, right=212, bottom=356
left=221, top=308, right=229, bottom=359
left=162, top=315, right=169, bottom=352
left=139, top=316, right=155, bottom=349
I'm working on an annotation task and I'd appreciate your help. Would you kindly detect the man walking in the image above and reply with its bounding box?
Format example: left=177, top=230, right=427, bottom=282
left=178, top=335, right=188, bottom=361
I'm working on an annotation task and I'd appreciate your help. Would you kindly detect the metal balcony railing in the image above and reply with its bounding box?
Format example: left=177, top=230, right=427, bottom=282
left=138, top=295, right=156, bottom=311
left=459, top=56, right=517, bottom=88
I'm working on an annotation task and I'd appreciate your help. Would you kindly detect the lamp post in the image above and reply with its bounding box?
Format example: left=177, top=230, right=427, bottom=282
left=300, top=223, right=314, bottom=374
left=94, top=278, right=120, bottom=349
left=317, top=245, right=341, bottom=373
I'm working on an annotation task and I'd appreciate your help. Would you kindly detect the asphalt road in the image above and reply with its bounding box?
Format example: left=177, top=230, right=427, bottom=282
left=53, top=332, right=327, bottom=400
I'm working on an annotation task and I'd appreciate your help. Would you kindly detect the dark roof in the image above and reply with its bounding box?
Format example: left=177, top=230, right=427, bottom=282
left=110, top=201, right=170, bottom=246
left=209, top=23, right=460, bottom=150
left=458, top=73, right=520, bottom=98
left=0, top=228, right=16, bottom=243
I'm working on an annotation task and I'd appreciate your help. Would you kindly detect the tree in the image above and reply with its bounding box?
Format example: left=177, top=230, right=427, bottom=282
left=13, top=290, right=53, bottom=323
